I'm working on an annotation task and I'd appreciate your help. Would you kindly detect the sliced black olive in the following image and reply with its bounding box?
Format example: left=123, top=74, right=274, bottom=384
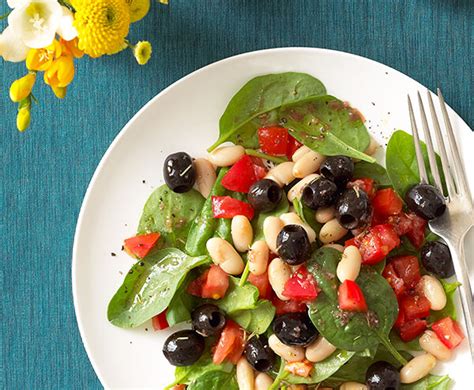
left=244, top=335, right=276, bottom=372
left=336, top=188, right=372, bottom=229
left=320, top=156, right=354, bottom=187
left=191, top=304, right=226, bottom=337
left=366, top=360, right=400, bottom=390
left=405, top=183, right=446, bottom=220
left=163, top=152, right=196, bottom=193
left=421, top=241, right=455, bottom=278
left=162, top=330, right=205, bottom=366
left=248, top=179, right=283, bottom=212
left=276, top=225, right=311, bottom=265
left=272, top=312, right=318, bottom=346
left=302, top=177, right=338, bottom=209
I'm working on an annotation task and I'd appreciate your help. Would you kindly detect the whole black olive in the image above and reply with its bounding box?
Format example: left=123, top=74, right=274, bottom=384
left=405, top=183, right=446, bottom=220
left=244, top=335, right=276, bottom=372
left=366, top=361, right=400, bottom=390
left=272, top=312, right=318, bottom=346
left=320, top=156, right=354, bottom=187
left=421, top=241, right=455, bottom=278
left=302, top=177, right=338, bottom=209
left=336, top=188, right=372, bottom=229
left=276, top=225, right=311, bottom=265
left=191, top=304, right=226, bottom=337
left=163, top=152, right=196, bottom=193
left=162, top=330, right=205, bottom=366
left=248, top=179, right=282, bottom=212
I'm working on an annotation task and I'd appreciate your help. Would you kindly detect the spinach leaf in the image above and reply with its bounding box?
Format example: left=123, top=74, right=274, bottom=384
left=231, top=299, right=275, bottom=334
left=166, top=280, right=197, bottom=327
left=208, top=72, right=326, bottom=151
left=390, top=330, right=423, bottom=352
left=252, top=195, right=289, bottom=241
left=107, top=248, right=209, bottom=328
left=214, top=218, right=232, bottom=242
left=428, top=280, right=460, bottom=322
left=353, top=161, right=392, bottom=187
left=138, top=185, right=205, bottom=250
left=293, top=197, right=322, bottom=235
left=187, top=369, right=238, bottom=390
left=216, top=277, right=259, bottom=314
left=401, top=375, right=452, bottom=390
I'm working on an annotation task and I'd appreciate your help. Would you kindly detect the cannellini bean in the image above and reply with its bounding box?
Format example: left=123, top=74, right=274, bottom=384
left=268, top=334, right=304, bottom=362
left=236, top=357, right=255, bottom=390
left=208, top=145, right=245, bottom=166
left=419, top=330, right=452, bottom=361
left=292, top=145, right=311, bottom=162
left=340, top=382, right=367, bottom=390
left=337, top=245, right=362, bottom=282
left=263, top=216, right=284, bottom=253
left=322, top=243, right=344, bottom=252
left=319, top=218, right=348, bottom=244
left=265, top=162, right=295, bottom=187
left=400, top=353, right=437, bottom=384
left=231, top=215, right=253, bottom=252
left=268, top=258, right=292, bottom=300
left=364, top=136, right=379, bottom=156
left=315, top=206, right=336, bottom=224
left=206, top=237, right=245, bottom=275
left=287, top=174, right=319, bottom=202
left=280, top=212, right=316, bottom=242
left=254, top=372, right=273, bottom=390
left=419, top=275, right=447, bottom=311
left=293, top=150, right=325, bottom=178
left=305, top=336, right=337, bottom=363
left=194, top=158, right=216, bottom=198
left=248, top=240, right=269, bottom=276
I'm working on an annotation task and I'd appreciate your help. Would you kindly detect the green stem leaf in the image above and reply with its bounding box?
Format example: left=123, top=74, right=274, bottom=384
left=377, top=332, right=408, bottom=366
left=269, top=359, right=289, bottom=390
left=239, top=260, right=251, bottom=287
left=245, top=149, right=288, bottom=164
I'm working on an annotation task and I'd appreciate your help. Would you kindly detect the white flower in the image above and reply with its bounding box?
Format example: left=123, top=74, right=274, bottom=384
left=56, top=6, right=77, bottom=41
left=0, top=26, right=29, bottom=62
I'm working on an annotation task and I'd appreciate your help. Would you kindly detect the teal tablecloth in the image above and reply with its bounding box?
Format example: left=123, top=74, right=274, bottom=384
left=1, top=1, right=472, bottom=388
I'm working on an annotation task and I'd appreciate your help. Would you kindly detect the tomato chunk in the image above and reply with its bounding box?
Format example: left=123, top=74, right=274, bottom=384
left=399, top=293, right=431, bottom=320
left=221, top=155, right=260, bottom=193
left=338, top=280, right=368, bottom=312
left=383, top=262, right=406, bottom=297
left=348, top=178, right=376, bottom=198
left=248, top=272, right=273, bottom=300
left=391, top=256, right=421, bottom=289
left=372, top=188, right=403, bottom=217
left=152, top=311, right=169, bottom=331
left=394, top=307, right=406, bottom=329
left=258, top=126, right=289, bottom=156
left=187, top=265, right=229, bottom=300
left=405, top=213, right=427, bottom=248
left=272, top=297, right=307, bottom=315
left=357, top=224, right=400, bottom=265
left=432, top=317, right=465, bottom=349
left=286, top=135, right=302, bottom=159
left=212, top=196, right=254, bottom=220
left=282, top=265, right=319, bottom=301
left=213, top=320, right=245, bottom=364
left=123, top=232, right=160, bottom=259
left=285, top=360, right=313, bottom=377
left=399, top=319, right=427, bottom=342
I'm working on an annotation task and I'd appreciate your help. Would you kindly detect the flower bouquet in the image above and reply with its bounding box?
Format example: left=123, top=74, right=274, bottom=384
left=0, top=0, right=167, bottom=132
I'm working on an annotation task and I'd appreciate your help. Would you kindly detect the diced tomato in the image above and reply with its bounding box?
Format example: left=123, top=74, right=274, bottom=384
left=248, top=272, right=273, bottom=300
left=282, top=265, right=319, bottom=301
left=170, top=385, right=186, bottom=390
left=338, top=280, right=368, bottom=312
left=372, top=188, right=403, bottom=217
left=221, top=155, right=260, bottom=193
left=152, top=311, right=169, bottom=331
left=258, top=126, right=289, bottom=156
left=387, top=212, right=412, bottom=236
left=399, top=319, right=427, bottom=342
left=286, top=135, right=302, bottom=159
left=123, top=232, right=160, bottom=259
left=345, top=237, right=358, bottom=248
left=272, top=297, right=307, bottom=315
left=432, top=317, right=465, bottom=349
left=394, top=307, right=406, bottom=329
left=348, top=178, right=376, bottom=198
left=285, top=360, right=313, bottom=377
left=253, top=164, right=267, bottom=180
left=383, top=262, right=406, bottom=297
left=187, top=265, right=229, bottom=299
left=213, top=320, right=245, bottom=364
left=357, top=224, right=400, bottom=265
left=400, top=293, right=431, bottom=320
left=405, top=213, right=427, bottom=248
left=212, top=196, right=254, bottom=220
left=391, top=256, right=421, bottom=289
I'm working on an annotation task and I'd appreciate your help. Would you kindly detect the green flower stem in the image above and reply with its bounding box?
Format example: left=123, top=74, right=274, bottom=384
left=269, top=359, right=289, bottom=390
left=245, top=149, right=288, bottom=164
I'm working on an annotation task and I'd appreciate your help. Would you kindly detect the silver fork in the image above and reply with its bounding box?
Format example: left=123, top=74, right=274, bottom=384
left=408, top=89, right=474, bottom=361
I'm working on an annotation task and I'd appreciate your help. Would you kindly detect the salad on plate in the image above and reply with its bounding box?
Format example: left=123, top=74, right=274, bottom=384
left=106, top=73, right=465, bottom=390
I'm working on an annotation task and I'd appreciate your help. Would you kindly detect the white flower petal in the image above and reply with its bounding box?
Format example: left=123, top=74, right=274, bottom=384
left=7, top=0, right=28, bottom=8
left=0, top=26, right=29, bottom=62
left=57, top=6, right=77, bottom=41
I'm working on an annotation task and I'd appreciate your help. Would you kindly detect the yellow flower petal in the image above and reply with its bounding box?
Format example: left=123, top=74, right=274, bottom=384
left=10, top=73, right=36, bottom=102
left=127, top=0, right=150, bottom=23
left=133, top=40, right=152, bottom=65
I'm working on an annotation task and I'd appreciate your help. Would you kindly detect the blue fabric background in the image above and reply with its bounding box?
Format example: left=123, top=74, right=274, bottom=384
left=1, top=0, right=473, bottom=388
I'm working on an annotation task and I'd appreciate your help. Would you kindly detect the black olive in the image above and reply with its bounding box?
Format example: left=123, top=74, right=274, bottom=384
left=272, top=312, right=318, bottom=346
left=276, top=225, right=311, bottom=265
left=162, top=330, right=205, bottom=366
left=320, top=156, right=354, bottom=186
left=336, top=188, right=372, bottom=229
left=302, top=177, right=338, bottom=209
left=163, top=152, right=196, bottom=193
left=191, top=304, right=226, bottom=337
left=421, top=241, right=455, bottom=278
left=366, top=361, right=400, bottom=390
left=405, top=184, right=446, bottom=220
left=244, top=335, right=276, bottom=372
left=248, top=179, right=282, bottom=212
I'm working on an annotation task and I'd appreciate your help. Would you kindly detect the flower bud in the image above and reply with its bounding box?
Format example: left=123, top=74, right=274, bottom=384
left=17, top=108, right=31, bottom=132
left=52, top=85, right=67, bottom=99
left=10, top=73, right=36, bottom=102
left=133, top=41, right=152, bottom=65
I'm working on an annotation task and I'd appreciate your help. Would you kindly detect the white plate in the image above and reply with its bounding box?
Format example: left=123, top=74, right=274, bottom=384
left=73, top=48, right=474, bottom=389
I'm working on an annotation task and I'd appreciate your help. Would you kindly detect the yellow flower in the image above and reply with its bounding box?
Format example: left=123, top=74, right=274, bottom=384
left=51, top=85, right=67, bottom=99
left=44, top=55, right=75, bottom=88
left=133, top=41, right=152, bottom=65
left=10, top=73, right=36, bottom=102
left=127, top=0, right=150, bottom=23
left=72, top=0, right=130, bottom=58
left=26, top=40, right=62, bottom=71
left=61, top=38, right=84, bottom=59
left=17, top=108, right=31, bottom=132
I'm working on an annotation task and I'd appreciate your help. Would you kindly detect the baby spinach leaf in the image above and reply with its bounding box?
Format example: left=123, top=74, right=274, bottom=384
left=216, top=277, right=259, bottom=314
left=208, top=72, right=326, bottom=151
left=428, top=280, right=460, bottom=322
left=166, top=280, right=197, bottom=327
left=107, top=248, right=209, bottom=328
left=293, top=197, right=322, bottom=235
left=187, top=370, right=238, bottom=390
left=231, top=299, right=275, bottom=334
left=214, top=218, right=232, bottom=242
left=389, top=330, right=423, bottom=352
left=353, top=161, right=392, bottom=187
left=401, top=374, right=452, bottom=390
left=252, top=195, right=289, bottom=241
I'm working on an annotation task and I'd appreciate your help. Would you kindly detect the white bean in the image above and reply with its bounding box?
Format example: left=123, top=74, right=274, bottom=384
left=268, top=334, right=305, bottom=362
left=263, top=216, right=284, bottom=253
left=194, top=158, right=216, bottom=198
left=292, top=145, right=311, bottom=162
left=280, top=212, right=316, bottom=242
left=337, top=245, right=362, bottom=282
left=268, top=258, right=292, bottom=301
left=419, top=330, right=452, bottom=361
left=419, top=275, right=447, bottom=311
left=319, top=218, right=348, bottom=244
left=254, top=372, right=273, bottom=390
left=293, top=150, right=325, bottom=178
left=265, top=162, right=295, bottom=187
left=248, top=240, right=270, bottom=276
left=208, top=145, right=245, bottom=166
left=287, top=174, right=319, bottom=202
left=305, top=336, right=337, bottom=363
left=364, top=136, right=379, bottom=156
left=231, top=215, right=253, bottom=252
left=400, top=353, right=437, bottom=384
left=236, top=357, right=255, bottom=390
left=322, top=243, right=344, bottom=252
left=340, top=382, right=367, bottom=390
left=206, top=237, right=245, bottom=275
left=315, top=206, right=336, bottom=223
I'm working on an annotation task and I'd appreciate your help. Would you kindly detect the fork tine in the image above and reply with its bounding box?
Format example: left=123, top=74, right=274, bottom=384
left=408, top=95, right=428, bottom=183
left=417, top=92, right=442, bottom=190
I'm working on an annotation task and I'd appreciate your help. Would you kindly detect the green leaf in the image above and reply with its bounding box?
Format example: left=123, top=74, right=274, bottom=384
left=208, top=72, right=326, bottom=151
left=187, top=369, right=238, bottom=390
left=216, top=277, right=259, bottom=314
left=231, top=299, right=276, bottom=334
left=166, top=280, right=197, bottom=327
left=293, top=197, right=322, bottom=235
left=138, top=185, right=205, bottom=251
left=252, top=195, right=289, bottom=241
left=107, top=248, right=209, bottom=328
left=401, top=374, right=452, bottom=390
left=353, top=161, right=392, bottom=187
left=389, top=330, right=423, bottom=352
left=214, top=217, right=232, bottom=242
left=428, top=280, right=461, bottom=322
